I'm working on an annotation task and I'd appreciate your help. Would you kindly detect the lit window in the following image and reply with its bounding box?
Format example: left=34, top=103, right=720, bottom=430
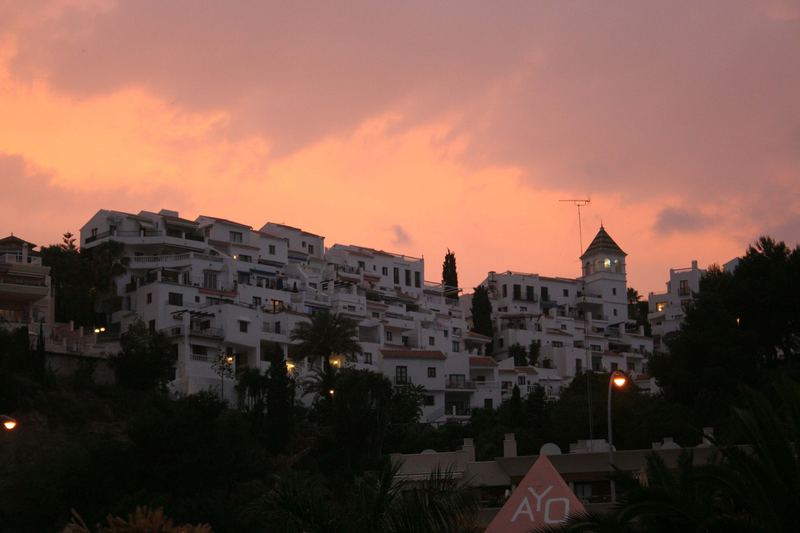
left=604, top=258, right=611, bottom=269
left=656, top=302, right=666, bottom=312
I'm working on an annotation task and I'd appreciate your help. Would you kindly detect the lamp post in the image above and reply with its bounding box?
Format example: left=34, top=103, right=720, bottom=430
left=607, top=370, right=627, bottom=503
left=1, top=415, right=18, bottom=431
left=214, top=351, right=236, bottom=401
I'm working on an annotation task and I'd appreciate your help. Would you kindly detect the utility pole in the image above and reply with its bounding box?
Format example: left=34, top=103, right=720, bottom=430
left=560, top=198, right=595, bottom=448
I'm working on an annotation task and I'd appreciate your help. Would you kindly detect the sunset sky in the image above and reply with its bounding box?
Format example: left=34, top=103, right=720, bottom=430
left=1, top=1, right=799, bottom=295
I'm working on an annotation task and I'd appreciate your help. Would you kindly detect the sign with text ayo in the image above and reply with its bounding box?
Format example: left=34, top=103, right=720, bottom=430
left=485, top=455, right=586, bottom=532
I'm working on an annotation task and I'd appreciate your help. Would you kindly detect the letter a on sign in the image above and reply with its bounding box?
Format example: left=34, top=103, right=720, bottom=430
left=485, top=455, right=586, bottom=533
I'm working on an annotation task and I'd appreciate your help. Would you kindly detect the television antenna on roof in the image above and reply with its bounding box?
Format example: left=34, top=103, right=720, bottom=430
left=560, top=197, right=595, bottom=447
left=559, top=198, right=591, bottom=256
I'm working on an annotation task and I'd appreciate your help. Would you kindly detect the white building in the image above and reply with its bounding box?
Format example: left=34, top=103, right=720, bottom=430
left=79, top=209, right=497, bottom=422
left=465, top=226, right=654, bottom=398
left=0, top=235, right=53, bottom=328
left=647, top=260, right=704, bottom=352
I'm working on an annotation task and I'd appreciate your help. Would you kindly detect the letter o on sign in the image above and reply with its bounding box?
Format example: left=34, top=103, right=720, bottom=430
left=544, top=497, right=570, bottom=524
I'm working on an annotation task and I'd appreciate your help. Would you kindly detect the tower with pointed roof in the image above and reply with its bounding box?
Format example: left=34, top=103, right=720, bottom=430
left=579, top=225, right=628, bottom=323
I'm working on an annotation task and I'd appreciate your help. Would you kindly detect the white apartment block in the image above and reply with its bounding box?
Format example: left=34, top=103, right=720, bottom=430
left=465, top=226, right=654, bottom=400
left=647, top=260, right=704, bottom=352
left=0, top=235, right=53, bottom=328
left=80, top=209, right=495, bottom=422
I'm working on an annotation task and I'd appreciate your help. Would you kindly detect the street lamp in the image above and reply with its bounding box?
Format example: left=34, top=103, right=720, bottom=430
left=1, top=415, right=18, bottom=431
left=607, top=370, right=627, bottom=502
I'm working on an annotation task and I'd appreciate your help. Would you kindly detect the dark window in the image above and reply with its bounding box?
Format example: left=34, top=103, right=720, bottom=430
left=513, top=284, right=521, bottom=299
left=268, top=244, right=276, bottom=255
left=627, top=361, right=635, bottom=372
left=452, top=341, right=460, bottom=352
left=429, top=336, right=435, bottom=346
left=423, top=395, right=434, bottom=406
left=679, top=279, right=690, bottom=296
left=393, top=267, right=400, bottom=284
left=239, top=254, right=251, bottom=262
left=308, top=244, right=314, bottom=254
left=575, top=358, right=583, bottom=373
left=541, top=286, right=550, bottom=301
left=518, top=376, right=526, bottom=385
left=395, top=366, right=408, bottom=384
left=405, top=269, right=411, bottom=286
left=147, top=293, right=152, bottom=304
left=502, top=284, right=507, bottom=297
left=610, top=362, right=618, bottom=371
left=592, top=356, right=602, bottom=371
left=563, top=288, right=569, bottom=297
left=168, top=292, right=183, bottom=306
left=358, top=261, right=366, bottom=270
left=382, top=266, right=388, bottom=275
left=526, top=286, right=535, bottom=301
left=414, top=271, right=421, bottom=288
left=364, top=352, right=372, bottom=364
left=230, top=231, right=243, bottom=243
left=484, top=398, right=493, bottom=409
left=148, top=320, right=156, bottom=334
left=401, top=335, right=409, bottom=347
left=427, top=367, right=436, bottom=378
left=253, top=296, right=261, bottom=307
left=386, top=331, right=393, bottom=342
left=612, top=287, right=617, bottom=296
left=239, top=320, right=249, bottom=333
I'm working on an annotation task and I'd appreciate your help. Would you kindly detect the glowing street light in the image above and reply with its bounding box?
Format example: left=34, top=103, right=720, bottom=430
left=608, top=371, right=627, bottom=502
left=1, top=415, right=17, bottom=431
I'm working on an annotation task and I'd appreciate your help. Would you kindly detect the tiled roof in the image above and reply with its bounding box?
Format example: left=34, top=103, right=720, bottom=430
left=381, top=349, right=446, bottom=360
left=580, top=225, right=626, bottom=259
left=469, top=356, right=497, bottom=367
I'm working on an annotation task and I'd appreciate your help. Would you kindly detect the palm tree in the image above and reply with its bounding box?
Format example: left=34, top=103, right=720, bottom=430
left=290, top=311, right=362, bottom=373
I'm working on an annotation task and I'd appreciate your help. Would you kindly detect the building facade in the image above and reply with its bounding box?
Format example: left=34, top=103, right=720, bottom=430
left=647, top=260, right=704, bottom=352
left=0, top=235, right=53, bottom=328
left=465, top=226, right=654, bottom=399
left=79, top=209, right=496, bottom=421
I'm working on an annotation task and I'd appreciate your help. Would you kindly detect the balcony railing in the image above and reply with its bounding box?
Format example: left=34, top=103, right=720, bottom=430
left=0, top=253, right=42, bottom=265
left=162, top=325, right=224, bottom=339
left=445, top=378, right=475, bottom=390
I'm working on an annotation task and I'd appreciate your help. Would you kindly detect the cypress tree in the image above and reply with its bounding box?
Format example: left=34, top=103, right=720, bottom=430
left=442, top=249, right=459, bottom=299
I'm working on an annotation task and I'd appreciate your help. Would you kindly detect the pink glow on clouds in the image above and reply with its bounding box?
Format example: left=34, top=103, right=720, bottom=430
left=0, top=1, right=799, bottom=294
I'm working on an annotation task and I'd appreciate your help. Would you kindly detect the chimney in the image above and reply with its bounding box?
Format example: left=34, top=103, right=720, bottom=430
left=462, top=438, right=476, bottom=463
left=691, top=260, right=698, bottom=270
left=503, top=433, right=517, bottom=458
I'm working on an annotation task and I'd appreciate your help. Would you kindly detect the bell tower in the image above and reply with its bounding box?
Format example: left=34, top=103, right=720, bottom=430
left=579, top=225, right=628, bottom=323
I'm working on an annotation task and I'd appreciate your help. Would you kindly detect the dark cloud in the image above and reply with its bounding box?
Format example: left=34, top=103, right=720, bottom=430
left=391, top=224, right=411, bottom=246
left=4, top=1, right=800, bottom=229
left=653, top=207, right=714, bottom=235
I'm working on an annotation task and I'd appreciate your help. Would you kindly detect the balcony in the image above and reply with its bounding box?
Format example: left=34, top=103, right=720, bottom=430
left=162, top=325, right=224, bottom=339
left=84, top=229, right=206, bottom=249
left=445, top=377, right=476, bottom=390
left=0, top=253, right=42, bottom=265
